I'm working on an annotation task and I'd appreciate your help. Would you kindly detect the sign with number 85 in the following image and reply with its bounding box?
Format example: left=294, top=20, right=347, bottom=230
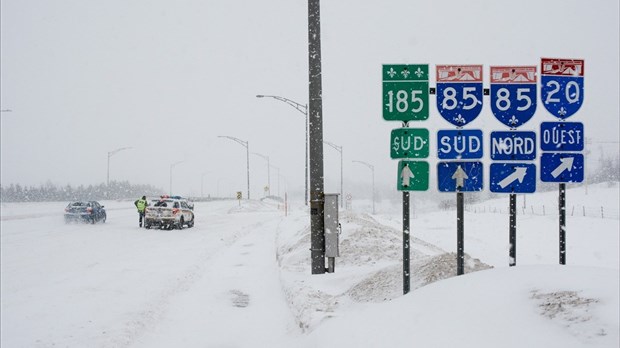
left=382, top=64, right=429, bottom=122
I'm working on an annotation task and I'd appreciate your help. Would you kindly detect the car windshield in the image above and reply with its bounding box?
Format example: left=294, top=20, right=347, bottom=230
left=69, top=202, right=87, bottom=207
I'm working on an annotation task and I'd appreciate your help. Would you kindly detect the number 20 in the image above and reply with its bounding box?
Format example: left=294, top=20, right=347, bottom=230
left=545, top=80, right=580, bottom=104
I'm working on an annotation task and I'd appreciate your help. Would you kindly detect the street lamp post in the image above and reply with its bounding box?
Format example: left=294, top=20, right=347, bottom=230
left=219, top=135, right=250, bottom=200
left=169, top=160, right=185, bottom=195
left=107, top=147, right=132, bottom=186
left=353, top=160, right=375, bottom=214
left=324, top=141, right=343, bottom=208
left=256, top=94, right=308, bottom=205
left=252, top=152, right=271, bottom=197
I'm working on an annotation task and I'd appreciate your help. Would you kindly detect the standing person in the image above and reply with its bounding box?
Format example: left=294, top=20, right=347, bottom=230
left=134, top=195, right=148, bottom=227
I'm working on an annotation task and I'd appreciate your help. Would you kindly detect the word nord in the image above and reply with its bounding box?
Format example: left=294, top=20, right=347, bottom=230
left=490, top=131, right=537, bottom=161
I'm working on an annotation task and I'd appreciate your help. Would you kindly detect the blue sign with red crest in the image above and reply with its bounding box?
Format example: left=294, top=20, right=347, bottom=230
left=490, top=66, right=537, bottom=128
left=436, top=65, right=484, bottom=127
left=540, top=58, right=584, bottom=119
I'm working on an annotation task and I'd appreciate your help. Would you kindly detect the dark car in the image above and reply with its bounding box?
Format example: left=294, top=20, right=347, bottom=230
left=64, top=201, right=107, bottom=224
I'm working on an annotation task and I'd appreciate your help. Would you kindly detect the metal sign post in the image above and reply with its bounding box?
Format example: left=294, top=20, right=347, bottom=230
left=383, top=64, right=430, bottom=294
left=436, top=64, right=484, bottom=276
left=540, top=58, right=585, bottom=266
left=489, top=65, right=538, bottom=267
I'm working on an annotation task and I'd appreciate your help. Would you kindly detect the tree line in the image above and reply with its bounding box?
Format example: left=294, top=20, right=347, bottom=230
left=0, top=181, right=162, bottom=202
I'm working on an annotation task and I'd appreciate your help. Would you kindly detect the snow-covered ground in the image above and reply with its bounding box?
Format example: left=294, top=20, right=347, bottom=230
left=1, top=183, right=618, bottom=347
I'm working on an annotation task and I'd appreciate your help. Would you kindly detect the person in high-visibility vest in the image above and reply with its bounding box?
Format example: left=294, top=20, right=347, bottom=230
left=134, top=196, right=148, bottom=228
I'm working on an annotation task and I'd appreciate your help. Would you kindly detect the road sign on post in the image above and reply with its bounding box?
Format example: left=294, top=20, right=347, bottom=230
left=397, top=161, right=429, bottom=191
left=390, top=128, right=429, bottom=159
left=437, top=161, right=483, bottom=192
left=541, top=153, right=584, bottom=183
left=540, top=122, right=584, bottom=151
left=383, top=64, right=429, bottom=122
left=540, top=58, right=584, bottom=119
left=490, top=131, right=536, bottom=160
left=490, top=163, right=536, bottom=193
left=437, top=129, right=483, bottom=159
left=490, top=66, right=537, bottom=127
left=436, top=65, right=484, bottom=126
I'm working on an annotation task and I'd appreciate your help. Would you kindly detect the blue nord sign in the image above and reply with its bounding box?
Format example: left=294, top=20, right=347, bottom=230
left=436, top=65, right=484, bottom=127
left=490, top=131, right=536, bottom=161
left=540, top=122, right=584, bottom=151
left=490, top=66, right=537, bottom=128
left=437, top=129, right=483, bottom=159
left=540, top=58, right=584, bottom=119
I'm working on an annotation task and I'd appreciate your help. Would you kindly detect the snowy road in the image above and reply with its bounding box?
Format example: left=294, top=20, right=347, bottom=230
left=1, top=200, right=298, bottom=347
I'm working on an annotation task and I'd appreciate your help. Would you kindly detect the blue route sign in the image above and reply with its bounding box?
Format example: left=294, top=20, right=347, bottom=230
left=437, top=129, right=483, bottom=159
left=490, top=131, right=536, bottom=161
left=490, top=163, right=536, bottom=193
left=540, top=58, right=584, bottom=119
left=437, top=161, right=483, bottom=192
left=540, top=153, right=584, bottom=183
left=490, top=66, right=537, bottom=128
left=540, top=122, right=584, bottom=152
left=436, top=65, right=483, bottom=127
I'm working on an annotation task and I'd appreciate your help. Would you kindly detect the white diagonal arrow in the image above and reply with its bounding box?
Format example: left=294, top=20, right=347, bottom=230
left=498, top=167, right=528, bottom=189
left=551, top=157, right=574, bottom=178
left=452, top=165, right=468, bottom=189
left=401, top=164, right=415, bottom=187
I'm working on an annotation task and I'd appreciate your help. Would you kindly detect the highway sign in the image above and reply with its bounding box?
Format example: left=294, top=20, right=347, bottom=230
left=437, top=161, right=483, bottom=192
left=391, top=128, right=429, bottom=159
left=397, top=161, right=429, bottom=191
left=540, top=122, right=584, bottom=151
left=383, top=64, right=429, bottom=122
left=437, top=129, right=483, bottom=159
left=490, top=131, right=536, bottom=160
left=490, top=66, right=537, bottom=128
left=436, top=65, right=484, bottom=127
left=541, top=58, right=584, bottom=119
left=490, top=163, right=536, bottom=193
left=540, top=153, right=584, bottom=183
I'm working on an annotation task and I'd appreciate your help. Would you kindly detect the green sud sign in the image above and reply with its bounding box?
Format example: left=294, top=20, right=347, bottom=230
left=397, top=160, right=429, bottom=191
left=383, top=64, right=430, bottom=122
left=390, top=128, right=429, bottom=159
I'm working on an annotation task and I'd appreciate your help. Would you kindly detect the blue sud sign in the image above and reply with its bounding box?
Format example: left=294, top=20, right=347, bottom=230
left=490, top=66, right=537, bottom=128
left=437, top=129, right=483, bottom=159
left=540, top=58, right=584, bottom=119
left=436, top=65, right=483, bottom=127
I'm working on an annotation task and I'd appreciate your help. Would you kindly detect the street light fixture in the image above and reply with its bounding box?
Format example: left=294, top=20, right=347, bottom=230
left=252, top=152, right=271, bottom=197
left=107, top=147, right=132, bottom=186
left=256, top=94, right=308, bottom=205
left=352, top=160, right=375, bottom=214
left=169, top=160, right=185, bottom=195
left=324, top=141, right=344, bottom=208
left=218, top=135, right=250, bottom=200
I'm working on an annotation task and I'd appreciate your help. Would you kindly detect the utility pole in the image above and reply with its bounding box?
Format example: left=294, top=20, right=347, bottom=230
left=308, top=0, right=326, bottom=274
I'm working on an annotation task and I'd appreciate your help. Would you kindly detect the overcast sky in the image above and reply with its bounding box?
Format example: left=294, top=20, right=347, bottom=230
left=1, top=0, right=618, bottom=200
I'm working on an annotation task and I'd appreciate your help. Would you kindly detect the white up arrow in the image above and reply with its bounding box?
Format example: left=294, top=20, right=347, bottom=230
left=401, top=164, right=415, bottom=187
left=452, top=165, right=468, bottom=189
left=498, top=167, right=528, bottom=188
left=551, top=157, right=574, bottom=178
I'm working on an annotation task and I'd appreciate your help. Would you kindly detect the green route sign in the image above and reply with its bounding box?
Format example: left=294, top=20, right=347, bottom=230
left=397, top=160, right=429, bottom=191
left=390, top=128, right=429, bottom=159
left=383, top=64, right=430, bottom=122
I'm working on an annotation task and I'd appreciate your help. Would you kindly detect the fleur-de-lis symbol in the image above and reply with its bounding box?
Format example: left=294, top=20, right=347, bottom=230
left=558, top=107, right=567, bottom=117
left=454, top=115, right=466, bottom=125
left=387, top=68, right=397, bottom=78
left=414, top=67, right=424, bottom=78
left=401, top=68, right=410, bottom=78
left=509, top=115, right=519, bottom=126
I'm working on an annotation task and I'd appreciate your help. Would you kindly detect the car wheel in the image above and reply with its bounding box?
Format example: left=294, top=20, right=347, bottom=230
left=145, top=224, right=151, bottom=229
left=177, top=217, right=184, bottom=230
left=102, top=213, right=106, bottom=223
left=188, top=217, right=194, bottom=228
